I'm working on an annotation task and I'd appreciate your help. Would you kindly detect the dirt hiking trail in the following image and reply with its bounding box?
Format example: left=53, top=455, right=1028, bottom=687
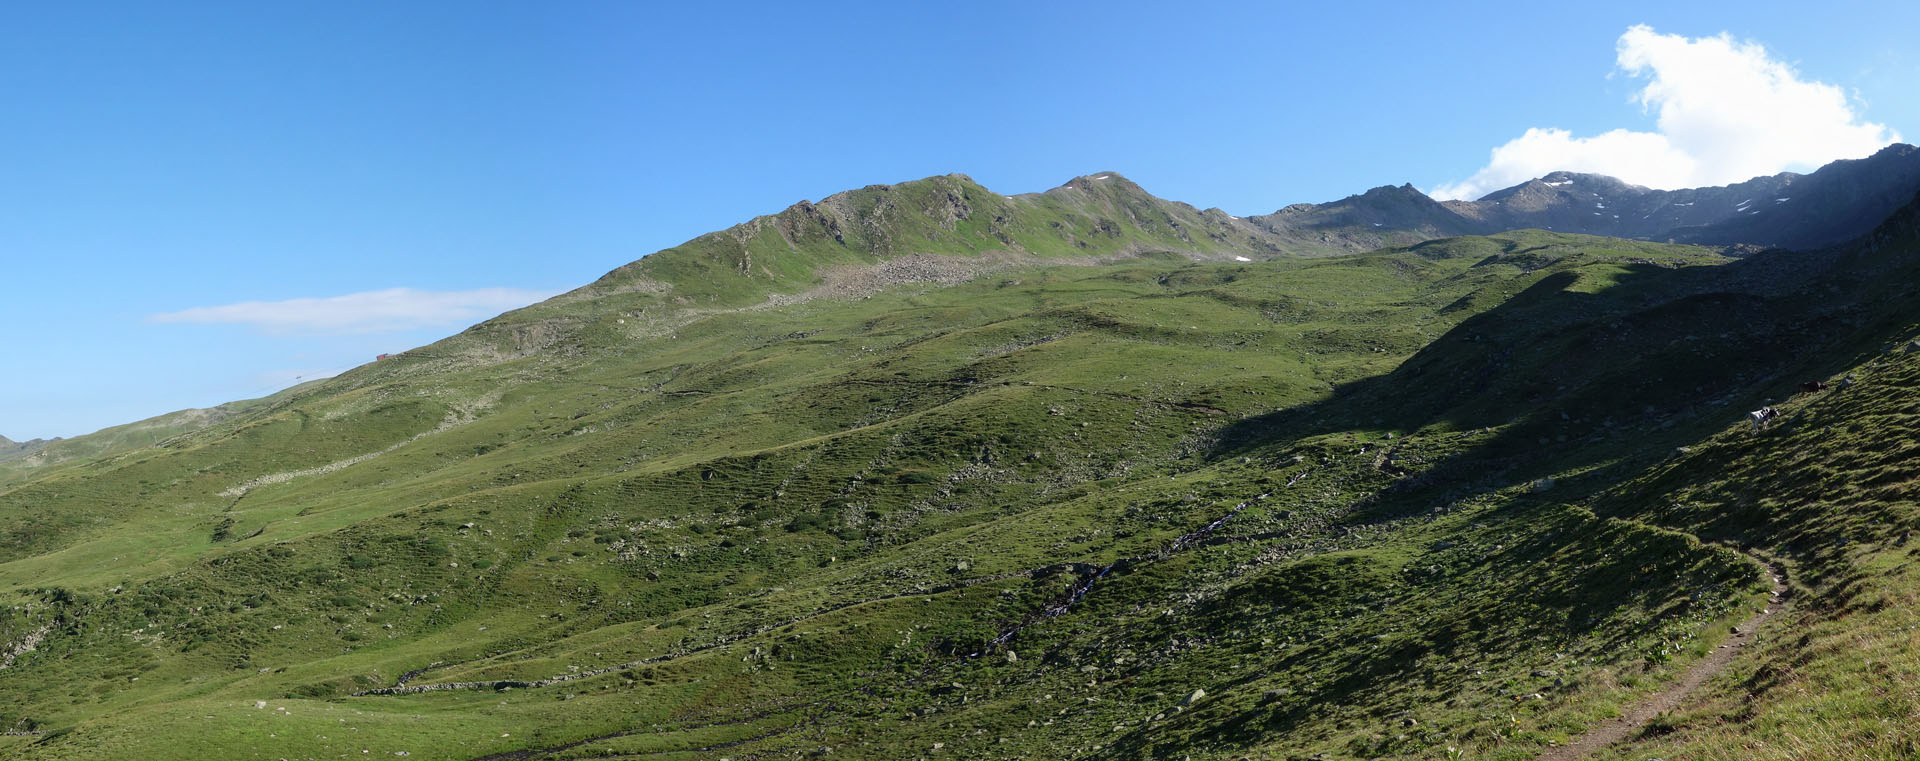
left=1535, top=563, right=1789, bottom=761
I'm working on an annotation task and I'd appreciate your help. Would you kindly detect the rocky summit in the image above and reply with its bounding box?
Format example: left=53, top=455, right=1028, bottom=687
left=5, top=155, right=1920, bottom=761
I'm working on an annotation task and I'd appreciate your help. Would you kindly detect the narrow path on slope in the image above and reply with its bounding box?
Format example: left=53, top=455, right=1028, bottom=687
left=1534, top=561, right=1789, bottom=761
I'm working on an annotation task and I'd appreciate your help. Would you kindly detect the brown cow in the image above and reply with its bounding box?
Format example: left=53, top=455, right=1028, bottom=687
left=1799, top=380, right=1827, bottom=393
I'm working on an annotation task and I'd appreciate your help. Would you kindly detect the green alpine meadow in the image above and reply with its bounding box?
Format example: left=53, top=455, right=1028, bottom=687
left=6, top=162, right=1920, bottom=761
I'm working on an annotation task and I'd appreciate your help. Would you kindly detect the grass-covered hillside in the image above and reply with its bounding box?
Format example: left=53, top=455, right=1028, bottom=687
left=0, top=390, right=316, bottom=486
left=2, top=175, right=1918, bottom=760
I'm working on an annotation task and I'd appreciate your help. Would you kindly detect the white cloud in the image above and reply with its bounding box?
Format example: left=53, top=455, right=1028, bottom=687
left=1433, top=25, right=1901, bottom=201
left=150, top=287, right=560, bottom=335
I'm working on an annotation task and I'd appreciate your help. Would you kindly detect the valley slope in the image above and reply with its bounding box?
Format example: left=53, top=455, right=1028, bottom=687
left=2, top=170, right=1919, bottom=761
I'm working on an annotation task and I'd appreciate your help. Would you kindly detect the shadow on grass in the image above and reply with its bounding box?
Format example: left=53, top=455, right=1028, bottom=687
left=1208, top=220, right=1920, bottom=531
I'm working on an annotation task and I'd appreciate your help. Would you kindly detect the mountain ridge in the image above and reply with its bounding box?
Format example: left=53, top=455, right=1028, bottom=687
left=438, top=147, right=1919, bottom=373
left=17, top=150, right=1920, bottom=472
left=564, top=144, right=1920, bottom=313
left=572, top=146, right=1920, bottom=309
left=508, top=145, right=1920, bottom=327
left=1438, top=143, right=1920, bottom=249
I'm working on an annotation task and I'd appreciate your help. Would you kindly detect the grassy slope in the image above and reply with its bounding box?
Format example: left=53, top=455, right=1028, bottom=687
left=0, top=389, right=316, bottom=485
left=0, top=186, right=1915, bottom=760
left=1563, top=194, right=1920, bottom=761
left=0, top=229, right=1756, bottom=760
left=1580, top=349, right=1920, bottom=761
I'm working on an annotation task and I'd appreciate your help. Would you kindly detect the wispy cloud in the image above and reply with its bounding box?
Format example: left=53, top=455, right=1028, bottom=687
left=150, top=287, right=560, bottom=335
left=1433, top=25, right=1901, bottom=201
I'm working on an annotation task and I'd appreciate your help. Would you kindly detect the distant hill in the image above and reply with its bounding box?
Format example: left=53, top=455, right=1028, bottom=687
left=0, top=385, right=318, bottom=483
left=0, top=435, right=50, bottom=464
left=1238, top=183, right=1485, bottom=256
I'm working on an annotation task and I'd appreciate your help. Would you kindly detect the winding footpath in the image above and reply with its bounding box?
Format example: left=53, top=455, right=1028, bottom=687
left=1535, top=562, right=1789, bottom=761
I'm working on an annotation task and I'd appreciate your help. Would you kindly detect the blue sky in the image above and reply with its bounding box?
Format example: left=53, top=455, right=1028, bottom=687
left=3, top=1, right=1916, bottom=439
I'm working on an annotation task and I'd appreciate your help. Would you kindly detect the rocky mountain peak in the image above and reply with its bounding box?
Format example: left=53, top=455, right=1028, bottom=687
left=1870, top=143, right=1918, bottom=160
left=1354, top=183, right=1430, bottom=200
left=1053, top=172, right=1135, bottom=192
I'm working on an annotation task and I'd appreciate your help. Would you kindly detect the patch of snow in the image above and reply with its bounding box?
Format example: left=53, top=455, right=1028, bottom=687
left=1544, top=180, right=1573, bottom=187
left=1676, top=202, right=1694, bottom=206
left=1233, top=256, right=1252, bottom=262
left=1594, top=202, right=1606, bottom=208
left=1775, top=197, right=1791, bottom=202
left=1371, top=223, right=1384, bottom=227
left=1092, top=175, right=1112, bottom=180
